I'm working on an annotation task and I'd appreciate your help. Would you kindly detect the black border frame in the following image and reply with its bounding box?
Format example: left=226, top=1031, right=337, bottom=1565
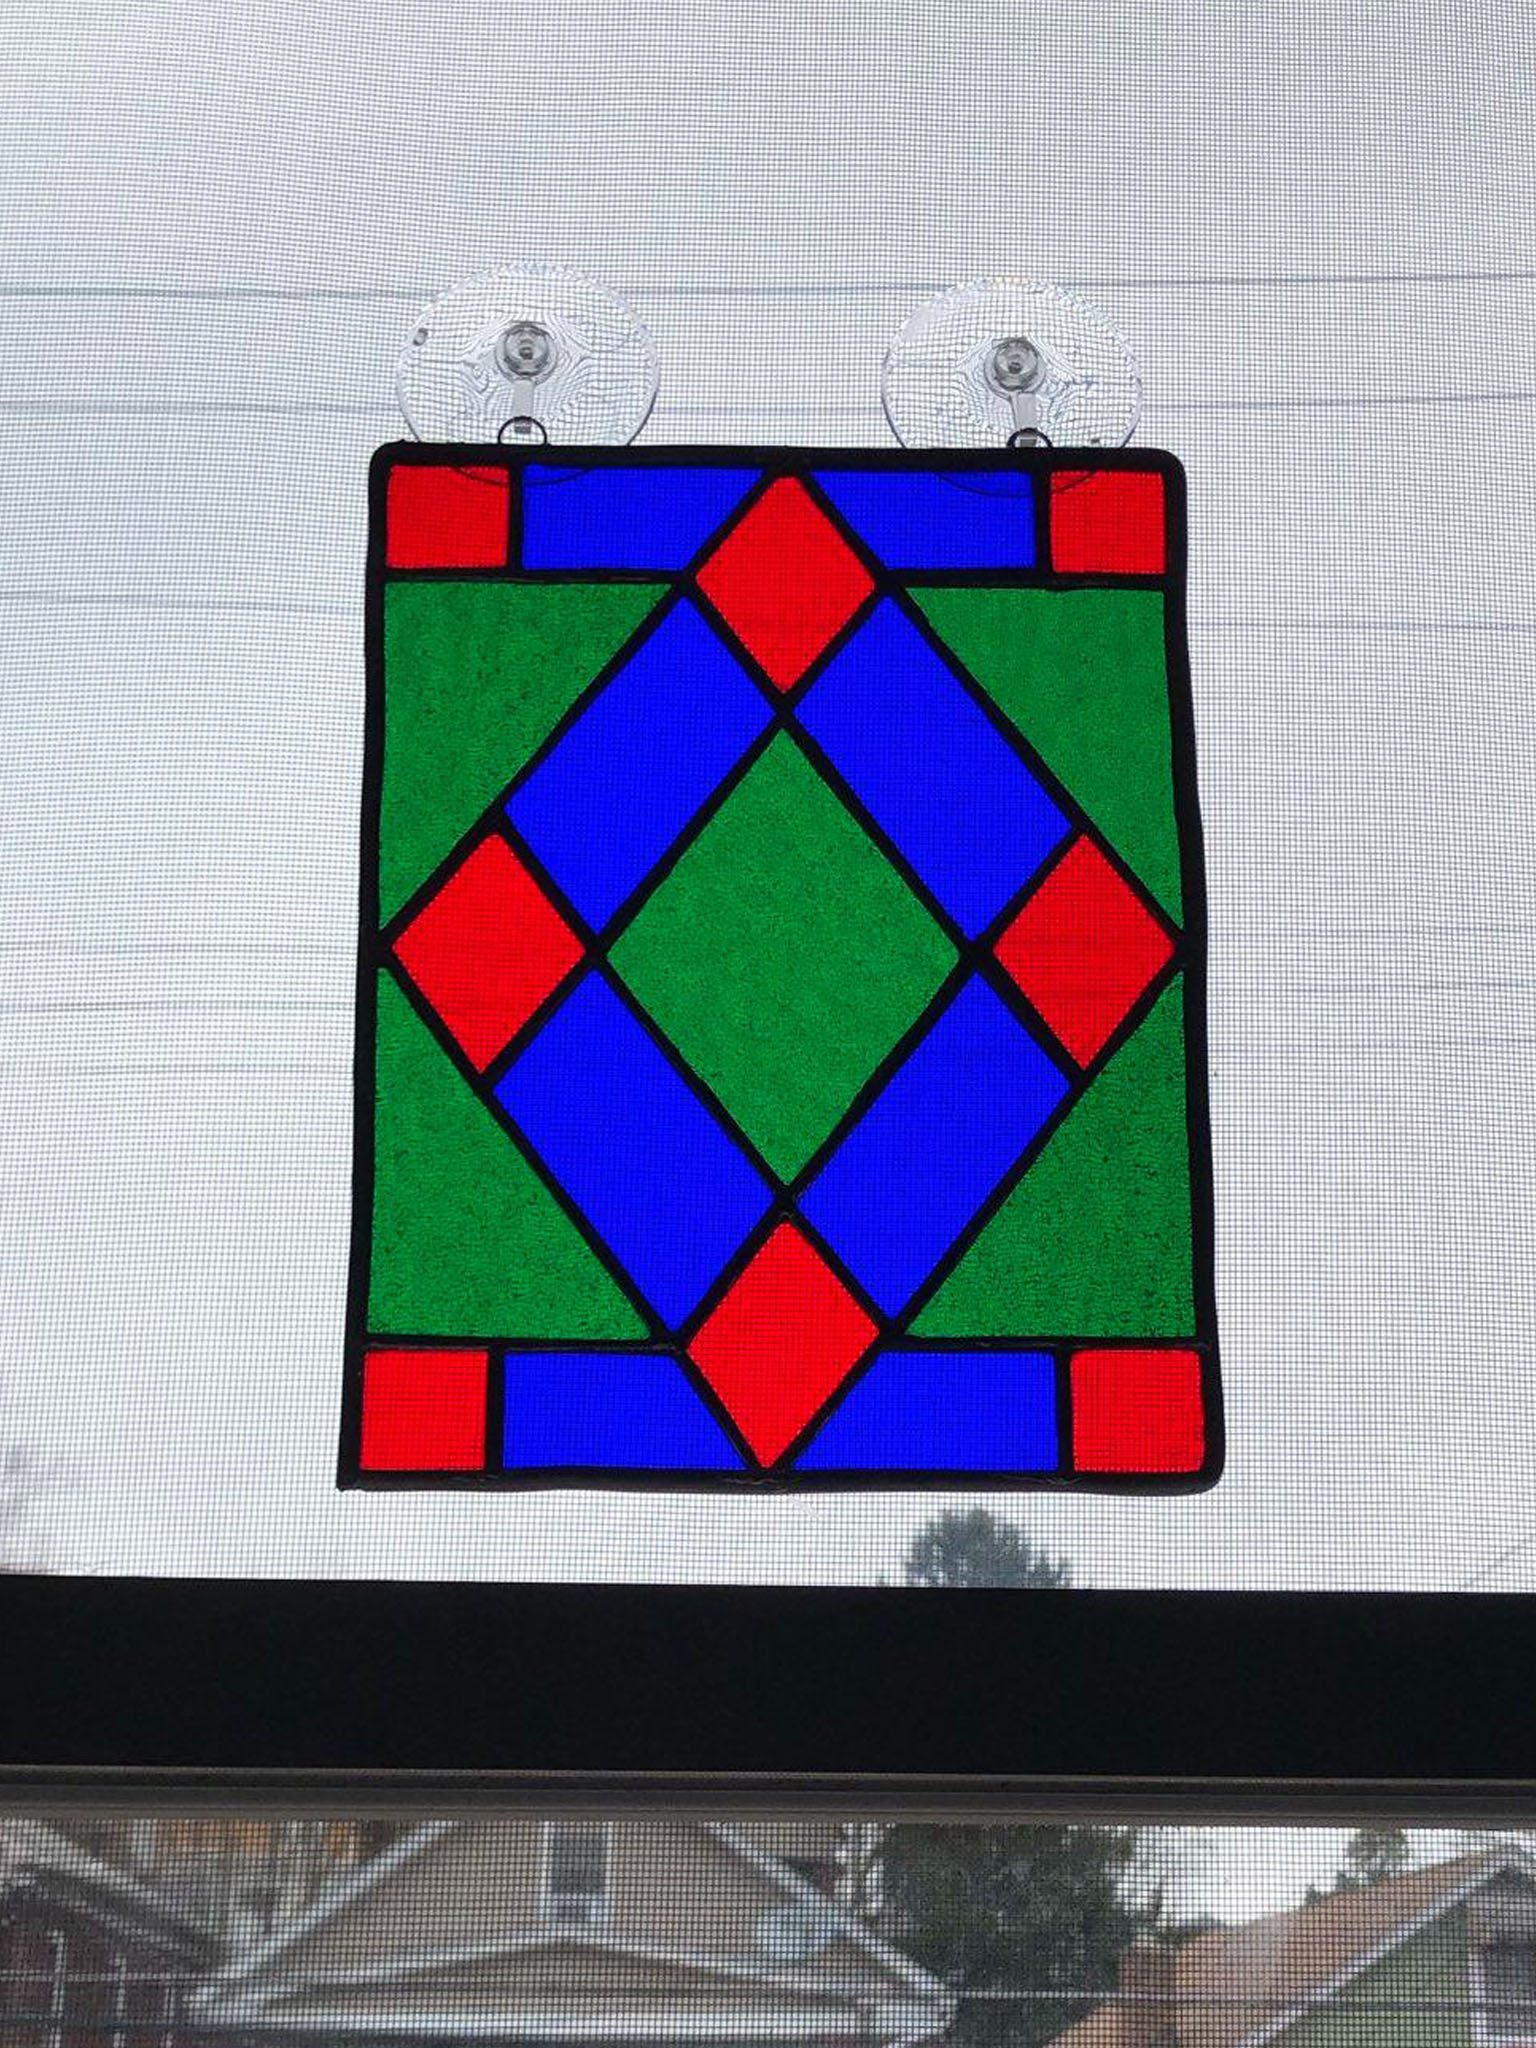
left=345, top=444, right=1220, bottom=1493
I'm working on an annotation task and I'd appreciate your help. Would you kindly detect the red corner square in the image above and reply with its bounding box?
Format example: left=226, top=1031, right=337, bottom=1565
left=1050, top=470, right=1165, bottom=575
left=1071, top=1348, right=1204, bottom=1473
left=360, top=1348, right=487, bottom=1470
left=386, top=464, right=509, bottom=570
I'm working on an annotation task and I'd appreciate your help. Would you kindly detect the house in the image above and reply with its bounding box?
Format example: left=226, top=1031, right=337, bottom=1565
left=1056, top=1850, right=1536, bottom=2048
left=81, top=1821, right=402, bottom=1947
left=191, top=1819, right=954, bottom=2048
left=0, top=1820, right=219, bottom=2048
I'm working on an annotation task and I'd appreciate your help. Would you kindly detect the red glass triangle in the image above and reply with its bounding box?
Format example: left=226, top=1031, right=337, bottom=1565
left=995, top=835, right=1175, bottom=1066
left=393, top=832, right=584, bottom=1071
left=687, top=1223, right=877, bottom=1467
left=695, top=478, right=873, bottom=690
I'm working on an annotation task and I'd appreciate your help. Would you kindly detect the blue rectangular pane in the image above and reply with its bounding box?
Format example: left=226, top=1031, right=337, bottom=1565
left=813, top=468, right=1034, bottom=570
left=794, top=599, right=1069, bottom=937
left=495, top=971, right=774, bottom=1328
left=506, top=598, right=771, bottom=930
left=504, top=1351, right=745, bottom=1469
left=795, top=1349, right=1058, bottom=1470
left=522, top=464, right=759, bottom=570
left=800, top=975, right=1068, bottom=1314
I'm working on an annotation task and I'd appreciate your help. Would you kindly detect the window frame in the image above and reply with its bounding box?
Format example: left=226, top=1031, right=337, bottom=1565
left=538, top=1819, right=613, bottom=1928
left=1474, top=1940, right=1536, bottom=2048
left=0, top=1574, right=1532, bottom=1807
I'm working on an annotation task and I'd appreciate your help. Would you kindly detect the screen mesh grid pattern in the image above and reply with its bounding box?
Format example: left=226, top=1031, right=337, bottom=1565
left=4, top=1819, right=1536, bottom=2048
left=0, top=3, right=1532, bottom=1587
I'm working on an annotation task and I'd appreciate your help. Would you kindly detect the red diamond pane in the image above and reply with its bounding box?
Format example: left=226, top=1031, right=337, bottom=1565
left=695, top=478, right=874, bottom=690
left=393, top=832, right=584, bottom=1071
left=994, top=834, right=1174, bottom=1066
left=687, top=1223, right=878, bottom=1467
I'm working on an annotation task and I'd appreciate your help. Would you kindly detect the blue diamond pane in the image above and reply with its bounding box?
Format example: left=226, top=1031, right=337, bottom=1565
left=521, top=464, right=761, bottom=571
left=811, top=469, right=1035, bottom=570
left=799, top=973, right=1069, bottom=1315
left=794, top=1349, right=1057, bottom=1470
left=494, top=970, right=773, bottom=1328
left=503, top=1352, right=745, bottom=1469
left=505, top=598, right=772, bottom=930
left=794, top=598, right=1070, bottom=936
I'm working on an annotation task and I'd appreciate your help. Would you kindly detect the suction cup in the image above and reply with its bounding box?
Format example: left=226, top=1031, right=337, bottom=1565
left=881, top=277, right=1142, bottom=450
left=395, top=264, right=659, bottom=446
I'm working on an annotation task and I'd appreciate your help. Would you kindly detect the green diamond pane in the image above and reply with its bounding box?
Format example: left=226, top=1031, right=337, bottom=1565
left=609, top=732, right=957, bottom=1180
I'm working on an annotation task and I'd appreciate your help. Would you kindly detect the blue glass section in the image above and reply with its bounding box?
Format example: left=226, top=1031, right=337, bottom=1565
left=506, top=599, right=771, bottom=930
left=812, top=469, right=1034, bottom=570
left=522, top=465, right=760, bottom=571
left=794, top=600, right=1070, bottom=937
left=795, top=1349, right=1057, bottom=1470
left=503, top=1351, right=744, bottom=1469
left=799, top=975, right=1068, bottom=1315
left=495, top=971, right=773, bottom=1328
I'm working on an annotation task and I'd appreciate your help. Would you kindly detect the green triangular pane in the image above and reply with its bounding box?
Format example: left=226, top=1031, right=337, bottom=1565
left=368, top=974, right=646, bottom=1339
left=913, top=585, right=1183, bottom=920
left=380, top=579, right=665, bottom=922
left=610, top=734, right=955, bottom=1179
left=912, top=980, right=1195, bottom=1337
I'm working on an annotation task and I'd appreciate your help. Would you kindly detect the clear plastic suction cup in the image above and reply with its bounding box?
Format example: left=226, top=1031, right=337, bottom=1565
left=881, top=277, right=1142, bottom=450
left=395, top=263, right=659, bottom=446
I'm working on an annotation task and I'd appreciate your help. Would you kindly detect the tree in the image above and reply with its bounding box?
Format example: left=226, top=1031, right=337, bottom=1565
left=879, top=1824, right=1150, bottom=2048
left=888, top=1520, right=1145, bottom=2045
left=902, top=1508, right=1073, bottom=1590
left=1126, top=1831, right=1224, bottom=1944
left=1334, top=1827, right=1412, bottom=1891
left=0, top=1435, right=56, bottom=1571
left=1451, top=1827, right=1536, bottom=1866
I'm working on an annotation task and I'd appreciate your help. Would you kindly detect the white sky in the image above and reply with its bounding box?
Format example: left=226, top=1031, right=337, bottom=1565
left=1, top=2, right=1534, bottom=1588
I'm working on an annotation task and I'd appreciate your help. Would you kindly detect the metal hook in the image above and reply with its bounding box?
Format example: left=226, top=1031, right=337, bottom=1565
left=494, top=321, right=556, bottom=442
left=988, top=336, right=1049, bottom=447
left=497, top=414, right=549, bottom=446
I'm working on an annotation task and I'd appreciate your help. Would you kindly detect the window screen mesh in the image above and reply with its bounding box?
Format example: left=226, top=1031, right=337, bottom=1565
left=5, top=1821, right=1536, bottom=2048
left=2, top=3, right=1533, bottom=1585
